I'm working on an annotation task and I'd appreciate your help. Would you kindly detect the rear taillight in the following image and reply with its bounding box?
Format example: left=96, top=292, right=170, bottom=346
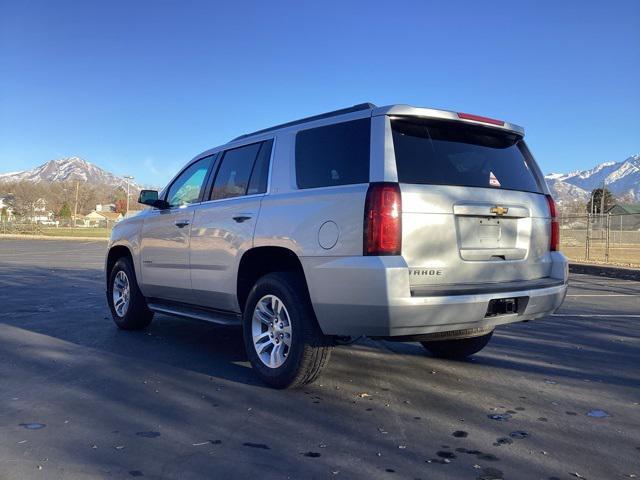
left=546, top=194, right=559, bottom=251
left=364, top=182, right=402, bottom=256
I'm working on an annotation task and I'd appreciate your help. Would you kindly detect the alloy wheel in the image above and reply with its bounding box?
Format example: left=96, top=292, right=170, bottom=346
left=251, top=294, right=292, bottom=368
left=112, top=270, right=130, bottom=318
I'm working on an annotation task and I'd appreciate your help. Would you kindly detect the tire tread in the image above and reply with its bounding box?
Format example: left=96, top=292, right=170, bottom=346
left=243, top=271, right=332, bottom=388
left=107, top=257, right=153, bottom=330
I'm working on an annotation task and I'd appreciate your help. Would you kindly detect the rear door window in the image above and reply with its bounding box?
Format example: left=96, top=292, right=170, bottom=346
left=247, top=140, right=273, bottom=195
left=295, top=118, right=370, bottom=189
left=210, top=143, right=261, bottom=201
left=391, top=119, right=542, bottom=193
left=209, top=140, right=273, bottom=201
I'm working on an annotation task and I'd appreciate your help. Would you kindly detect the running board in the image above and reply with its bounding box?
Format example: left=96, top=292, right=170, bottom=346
left=147, top=300, right=242, bottom=327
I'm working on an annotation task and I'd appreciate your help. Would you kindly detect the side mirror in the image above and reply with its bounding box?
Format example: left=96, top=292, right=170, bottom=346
left=138, top=190, right=169, bottom=209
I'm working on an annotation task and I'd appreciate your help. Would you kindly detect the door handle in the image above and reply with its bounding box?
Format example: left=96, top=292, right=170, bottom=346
left=174, top=220, right=191, bottom=228
left=232, top=215, right=252, bottom=223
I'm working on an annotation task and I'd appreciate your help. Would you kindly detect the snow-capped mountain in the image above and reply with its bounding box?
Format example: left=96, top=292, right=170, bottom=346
left=0, top=157, right=137, bottom=189
left=545, top=154, right=640, bottom=205
left=544, top=178, right=591, bottom=206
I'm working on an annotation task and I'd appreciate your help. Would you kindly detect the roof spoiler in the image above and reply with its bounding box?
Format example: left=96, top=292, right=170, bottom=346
left=373, top=105, right=525, bottom=136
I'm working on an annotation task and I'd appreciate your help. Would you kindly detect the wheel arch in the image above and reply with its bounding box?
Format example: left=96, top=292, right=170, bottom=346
left=106, top=244, right=135, bottom=282
left=237, top=246, right=309, bottom=313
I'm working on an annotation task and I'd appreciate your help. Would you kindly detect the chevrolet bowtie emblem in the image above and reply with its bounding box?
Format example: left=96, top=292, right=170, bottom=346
left=490, top=206, right=509, bottom=216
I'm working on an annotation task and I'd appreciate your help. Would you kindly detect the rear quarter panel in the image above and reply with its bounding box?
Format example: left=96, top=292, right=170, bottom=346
left=254, top=185, right=368, bottom=256
left=254, top=130, right=368, bottom=257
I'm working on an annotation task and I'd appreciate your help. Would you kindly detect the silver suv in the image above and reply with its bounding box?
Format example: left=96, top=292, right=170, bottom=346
left=106, top=103, right=568, bottom=388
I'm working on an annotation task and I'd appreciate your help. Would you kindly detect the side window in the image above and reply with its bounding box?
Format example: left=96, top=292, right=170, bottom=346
left=247, top=140, right=273, bottom=195
left=166, top=156, right=213, bottom=207
left=295, top=118, right=370, bottom=189
left=210, top=143, right=261, bottom=201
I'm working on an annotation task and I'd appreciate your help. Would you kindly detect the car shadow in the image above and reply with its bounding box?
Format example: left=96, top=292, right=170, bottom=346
left=1, top=260, right=639, bottom=479
left=2, top=262, right=639, bottom=393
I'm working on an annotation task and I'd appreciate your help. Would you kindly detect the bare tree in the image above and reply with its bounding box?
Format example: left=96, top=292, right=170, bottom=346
left=5, top=182, right=47, bottom=220
left=75, top=183, right=98, bottom=216
left=1, top=179, right=139, bottom=222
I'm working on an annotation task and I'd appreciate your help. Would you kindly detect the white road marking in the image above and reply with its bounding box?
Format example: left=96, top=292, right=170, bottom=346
left=566, top=294, right=638, bottom=297
left=552, top=314, right=640, bottom=318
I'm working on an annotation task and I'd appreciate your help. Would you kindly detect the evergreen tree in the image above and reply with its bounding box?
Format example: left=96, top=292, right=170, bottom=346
left=58, top=202, right=72, bottom=219
left=586, top=188, right=615, bottom=214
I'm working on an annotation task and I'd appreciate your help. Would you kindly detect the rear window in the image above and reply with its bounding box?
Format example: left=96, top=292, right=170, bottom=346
left=295, top=118, right=370, bottom=189
left=391, top=119, right=542, bottom=193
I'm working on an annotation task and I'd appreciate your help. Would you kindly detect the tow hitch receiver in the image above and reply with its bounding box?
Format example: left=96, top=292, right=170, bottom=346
left=486, top=297, right=518, bottom=317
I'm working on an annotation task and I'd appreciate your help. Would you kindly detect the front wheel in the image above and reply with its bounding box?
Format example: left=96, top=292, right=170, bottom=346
left=107, top=257, right=154, bottom=330
left=421, top=331, right=493, bottom=359
left=242, top=272, right=332, bottom=389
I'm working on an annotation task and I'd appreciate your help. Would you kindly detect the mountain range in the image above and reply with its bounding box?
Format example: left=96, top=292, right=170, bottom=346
left=544, top=154, right=640, bottom=206
left=1, top=154, right=638, bottom=206
left=0, top=157, right=138, bottom=190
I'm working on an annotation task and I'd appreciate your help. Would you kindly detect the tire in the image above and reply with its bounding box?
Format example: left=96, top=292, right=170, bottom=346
left=107, top=257, right=153, bottom=330
left=421, top=332, right=493, bottom=360
left=242, top=272, right=332, bottom=389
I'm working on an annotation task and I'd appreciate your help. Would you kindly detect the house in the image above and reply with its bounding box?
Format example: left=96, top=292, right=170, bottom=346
left=84, top=210, right=123, bottom=227
left=0, top=195, right=52, bottom=223
left=31, top=198, right=53, bottom=223
left=95, top=203, right=116, bottom=212
left=0, top=196, right=14, bottom=221
left=605, top=204, right=640, bottom=230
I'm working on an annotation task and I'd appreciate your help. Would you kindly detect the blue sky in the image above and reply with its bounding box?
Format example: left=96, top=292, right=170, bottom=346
left=1, top=0, right=638, bottom=186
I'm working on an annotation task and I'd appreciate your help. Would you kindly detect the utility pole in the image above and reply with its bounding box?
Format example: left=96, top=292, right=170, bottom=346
left=585, top=213, right=591, bottom=260
left=73, top=181, right=79, bottom=226
left=124, top=176, right=134, bottom=217
left=605, top=212, right=611, bottom=263
left=599, top=178, right=606, bottom=217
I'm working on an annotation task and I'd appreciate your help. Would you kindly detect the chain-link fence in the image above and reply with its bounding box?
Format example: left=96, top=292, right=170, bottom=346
left=559, top=213, right=640, bottom=267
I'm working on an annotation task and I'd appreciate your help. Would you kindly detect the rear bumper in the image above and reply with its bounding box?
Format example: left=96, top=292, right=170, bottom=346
left=302, top=252, right=568, bottom=337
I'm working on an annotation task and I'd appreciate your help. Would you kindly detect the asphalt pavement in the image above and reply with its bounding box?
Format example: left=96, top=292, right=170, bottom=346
left=0, top=238, right=638, bottom=480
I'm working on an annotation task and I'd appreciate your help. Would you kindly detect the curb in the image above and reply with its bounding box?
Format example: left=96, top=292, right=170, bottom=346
left=569, top=263, right=640, bottom=281
left=0, top=234, right=109, bottom=242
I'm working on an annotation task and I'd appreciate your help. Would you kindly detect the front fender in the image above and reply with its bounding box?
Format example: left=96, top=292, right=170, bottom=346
left=106, top=216, right=145, bottom=285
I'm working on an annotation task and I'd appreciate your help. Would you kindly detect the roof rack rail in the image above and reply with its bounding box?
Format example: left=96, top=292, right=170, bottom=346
left=231, top=102, right=377, bottom=141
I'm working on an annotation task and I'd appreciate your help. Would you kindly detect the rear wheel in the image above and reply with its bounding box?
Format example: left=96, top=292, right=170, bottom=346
left=242, top=272, right=332, bottom=389
left=421, top=332, right=493, bottom=359
left=107, top=257, right=153, bottom=330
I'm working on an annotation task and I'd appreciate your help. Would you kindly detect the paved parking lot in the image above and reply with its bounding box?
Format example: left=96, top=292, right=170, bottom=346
left=0, top=238, right=638, bottom=480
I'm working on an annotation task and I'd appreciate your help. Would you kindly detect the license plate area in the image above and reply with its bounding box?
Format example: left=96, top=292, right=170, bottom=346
left=478, top=218, right=501, bottom=244
left=456, top=216, right=519, bottom=249
left=485, top=297, right=524, bottom=317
